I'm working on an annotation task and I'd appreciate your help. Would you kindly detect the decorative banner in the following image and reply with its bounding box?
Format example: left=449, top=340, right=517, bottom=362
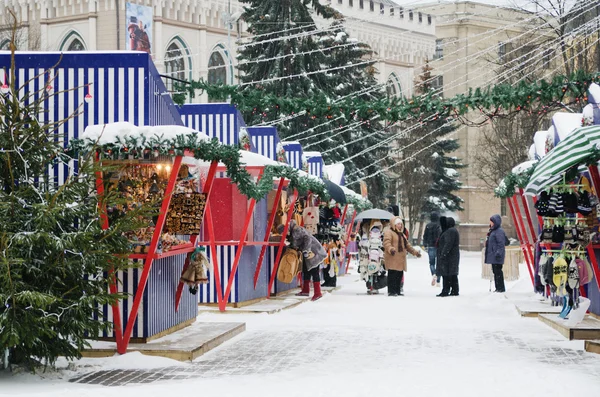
left=126, top=3, right=153, bottom=54
left=164, top=193, right=207, bottom=235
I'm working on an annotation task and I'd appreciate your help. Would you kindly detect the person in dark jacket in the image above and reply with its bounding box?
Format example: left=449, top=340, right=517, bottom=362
left=485, top=214, right=507, bottom=293
left=436, top=217, right=460, bottom=297
left=423, top=212, right=442, bottom=287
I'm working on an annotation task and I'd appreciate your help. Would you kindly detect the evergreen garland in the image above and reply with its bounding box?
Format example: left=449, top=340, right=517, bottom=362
left=174, top=70, right=600, bottom=124
left=67, top=135, right=329, bottom=201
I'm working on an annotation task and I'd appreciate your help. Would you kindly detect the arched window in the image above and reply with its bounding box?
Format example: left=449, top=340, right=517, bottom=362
left=0, top=40, right=10, bottom=50
left=386, top=75, right=401, bottom=98
left=60, top=31, right=87, bottom=51
left=67, top=38, right=85, bottom=51
left=208, top=50, right=227, bottom=102
left=164, top=42, right=185, bottom=92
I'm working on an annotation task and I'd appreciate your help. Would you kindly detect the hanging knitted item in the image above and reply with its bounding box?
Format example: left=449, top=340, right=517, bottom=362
left=180, top=247, right=210, bottom=294
left=535, top=191, right=550, bottom=216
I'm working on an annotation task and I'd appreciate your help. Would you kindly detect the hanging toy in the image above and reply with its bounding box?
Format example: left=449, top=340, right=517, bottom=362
left=180, top=247, right=210, bottom=295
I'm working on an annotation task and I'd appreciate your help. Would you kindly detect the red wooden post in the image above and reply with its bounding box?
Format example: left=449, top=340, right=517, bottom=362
left=204, top=203, right=224, bottom=306
left=94, top=152, right=123, bottom=347
left=253, top=178, right=286, bottom=288
left=531, top=196, right=543, bottom=235
left=508, top=196, right=534, bottom=285
left=219, top=173, right=264, bottom=311
left=340, top=204, right=348, bottom=226
left=267, top=189, right=299, bottom=296
left=512, top=195, right=536, bottom=283
left=175, top=161, right=218, bottom=311
left=518, top=188, right=537, bottom=244
left=118, top=156, right=183, bottom=354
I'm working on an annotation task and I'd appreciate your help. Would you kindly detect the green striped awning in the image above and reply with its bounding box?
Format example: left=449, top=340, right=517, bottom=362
left=524, top=125, right=600, bottom=196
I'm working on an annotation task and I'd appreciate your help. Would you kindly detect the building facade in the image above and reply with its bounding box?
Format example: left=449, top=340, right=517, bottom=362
left=414, top=1, right=548, bottom=249
left=0, top=0, right=435, bottom=102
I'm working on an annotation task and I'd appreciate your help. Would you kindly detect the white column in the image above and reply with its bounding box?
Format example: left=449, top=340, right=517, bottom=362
left=154, top=1, right=164, bottom=69
left=88, top=0, right=97, bottom=51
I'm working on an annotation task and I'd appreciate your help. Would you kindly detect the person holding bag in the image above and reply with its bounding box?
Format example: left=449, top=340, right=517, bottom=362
left=278, top=220, right=327, bottom=301
left=383, top=217, right=422, bottom=296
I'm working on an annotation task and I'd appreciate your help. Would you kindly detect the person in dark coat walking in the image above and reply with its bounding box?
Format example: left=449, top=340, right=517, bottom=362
left=436, top=217, right=460, bottom=297
left=423, top=212, right=442, bottom=287
left=278, top=220, right=327, bottom=301
left=485, top=214, right=507, bottom=293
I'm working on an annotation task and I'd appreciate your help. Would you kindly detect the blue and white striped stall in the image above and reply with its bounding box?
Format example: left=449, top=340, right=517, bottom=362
left=179, top=103, right=272, bottom=305
left=179, top=103, right=245, bottom=146
left=0, top=51, right=196, bottom=341
left=281, top=141, right=303, bottom=170
left=304, top=151, right=324, bottom=178
left=247, top=126, right=280, bottom=161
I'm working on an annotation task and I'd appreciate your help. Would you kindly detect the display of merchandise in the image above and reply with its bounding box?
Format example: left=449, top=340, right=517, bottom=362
left=106, top=162, right=195, bottom=254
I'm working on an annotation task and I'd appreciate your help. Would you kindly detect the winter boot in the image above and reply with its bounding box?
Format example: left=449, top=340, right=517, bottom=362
left=296, top=280, right=310, bottom=296
left=311, top=282, right=323, bottom=301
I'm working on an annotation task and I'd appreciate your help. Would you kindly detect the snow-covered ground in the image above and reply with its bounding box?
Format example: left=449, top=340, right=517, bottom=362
left=2, top=251, right=600, bottom=396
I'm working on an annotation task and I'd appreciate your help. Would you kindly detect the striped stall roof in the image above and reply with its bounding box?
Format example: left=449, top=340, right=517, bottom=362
left=247, top=126, right=280, bottom=161
left=179, top=103, right=245, bottom=146
left=525, top=125, right=600, bottom=196
left=0, top=51, right=182, bottom=186
left=304, top=151, right=324, bottom=179
left=281, top=141, right=303, bottom=170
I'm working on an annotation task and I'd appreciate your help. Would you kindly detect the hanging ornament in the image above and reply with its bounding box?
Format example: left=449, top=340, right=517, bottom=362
left=85, top=87, right=93, bottom=103
left=0, top=82, right=8, bottom=95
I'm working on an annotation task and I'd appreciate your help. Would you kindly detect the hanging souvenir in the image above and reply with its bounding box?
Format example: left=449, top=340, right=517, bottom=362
left=535, top=191, right=550, bottom=216
left=164, top=192, right=207, bottom=235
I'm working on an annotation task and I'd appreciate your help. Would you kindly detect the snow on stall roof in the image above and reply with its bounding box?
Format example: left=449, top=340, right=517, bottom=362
left=533, top=130, right=547, bottom=158
left=588, top=83, right=600, bottom=106
left=528, top=144, right=536, bottom=161
left=303, top=151, right=322, bottom=158
left=552, top=112, right=583, bottom=142
left=324, top=163, right=345, bottom=185
left=280, top=141, right=301, bottom=146
left=194, top=150, right=280, bottom=168
left=512, top=160, right=537, bottom=175
left=82, top=122, right=208, bottom=145
left=298, top=169, right=325, bottom=185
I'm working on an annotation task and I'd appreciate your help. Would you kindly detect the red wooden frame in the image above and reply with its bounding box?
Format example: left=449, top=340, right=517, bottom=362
left=507, top=195, right=535, bottom=285
left=253, top=177, right=286, bottom=288
left=96, top=154, right=213, bottom=354
left=585, top=165, right=600, bottom=292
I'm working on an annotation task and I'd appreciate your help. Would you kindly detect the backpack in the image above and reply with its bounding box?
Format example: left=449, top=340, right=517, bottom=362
left=277, top=248, right=302, bottom=284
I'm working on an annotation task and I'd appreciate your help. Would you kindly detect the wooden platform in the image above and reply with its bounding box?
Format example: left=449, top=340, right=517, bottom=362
left=81, top=322, right=245, bottom=361
left=513, top=300, right=563, bottom=318
left=538, top=314, right=600, bottom=340
left=584, top=340, right=600, bottom=355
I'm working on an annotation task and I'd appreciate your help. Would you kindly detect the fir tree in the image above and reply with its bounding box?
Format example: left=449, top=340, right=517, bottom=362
left=0, top=49, right=146, bottom=368
left=393, top=60, right=463, bottom=237
left=237, top=2, right=389, bottom=205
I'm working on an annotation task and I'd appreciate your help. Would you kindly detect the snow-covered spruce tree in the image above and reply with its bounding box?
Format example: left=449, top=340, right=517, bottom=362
left=393, top=60, right=463, bottom=239
left=0, top=52, right=146, bottom=368
left=314, top=18, right=390, bottom=206
left=238, top=3, right=389, bottom=205
left=237, top=0, right=335, bottom=135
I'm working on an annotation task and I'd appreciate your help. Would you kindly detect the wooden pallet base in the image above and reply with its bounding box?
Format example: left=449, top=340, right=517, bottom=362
left=538, top=314, right=600, bottom=340
left=81, top=322, right=245, bottom=361
left=584, top=340, right=600, bottom=355
left=514, top=300, right=563, bottom=318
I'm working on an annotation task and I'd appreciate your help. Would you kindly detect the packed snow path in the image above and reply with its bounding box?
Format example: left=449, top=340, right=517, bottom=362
left=4, top=252, right=600, bottom=396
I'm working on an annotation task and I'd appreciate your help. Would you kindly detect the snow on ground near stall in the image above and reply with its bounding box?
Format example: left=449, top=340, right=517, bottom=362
left=3, top=251, right=600, bottom=396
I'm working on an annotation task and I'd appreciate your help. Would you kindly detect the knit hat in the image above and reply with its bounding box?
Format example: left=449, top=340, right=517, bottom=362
left=577, top=191, right=592, bottom=215
left=575, top=258, right=589, bottom=286
left=548, top=191, right=564, bottom=217
left=564, top=192, right=578, bottom=213
left=551, top=224, right=564, bottom=243
left=535, top=191, right=550, bottom=216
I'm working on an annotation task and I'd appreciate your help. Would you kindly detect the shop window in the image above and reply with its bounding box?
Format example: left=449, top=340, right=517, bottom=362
left=431, top=75, right=443, bottom=97
left=409, top=10, right=413, bottom=20
left=165, top=42, right=185, bottom=92
left=359, top=0, right=364, bottom=9
left=349, top=0, right=353, bottom=6
left=418, top=12, right=422, bottom=23
left=428, top=14, right=432, bottom=24
left=399, top=7, right=404, bottom=18
left=370, top=1, right=374, bottom=12
left=390, top=7, right=394, bottom=16
left=380, top=3, right=384, bottom=14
